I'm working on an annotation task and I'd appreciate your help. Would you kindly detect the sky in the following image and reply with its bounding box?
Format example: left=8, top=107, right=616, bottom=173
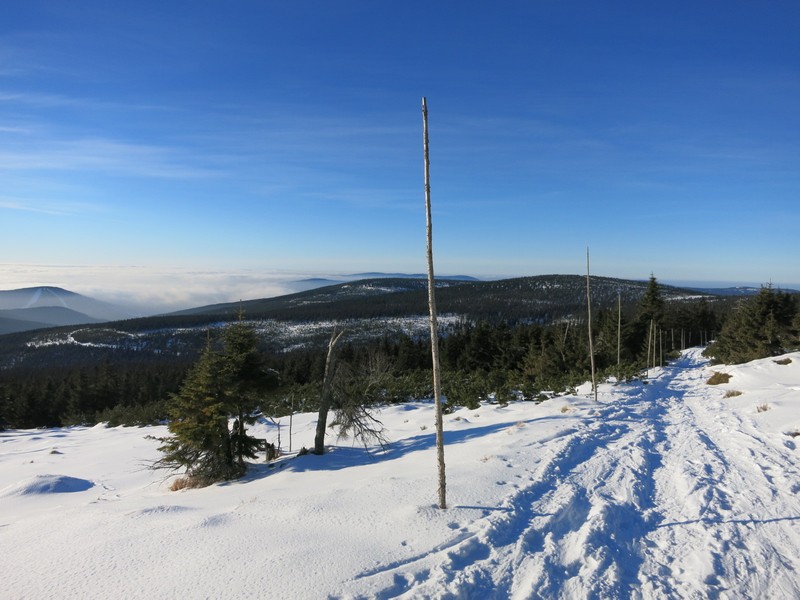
left=1, top=1, right=799, bottom=312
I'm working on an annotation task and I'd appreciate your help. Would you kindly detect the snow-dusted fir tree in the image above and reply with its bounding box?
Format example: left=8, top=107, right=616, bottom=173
left=157, top=340, right=238, bottom=485
left=157, top=321, right=274, bottom=486
left=638, top=274, right=665, bottom=371
left=706, top=284, right=798, bottom=364
left=639, top=274, right=665, bottom=326
left=218, top=318, right=277, bottom=467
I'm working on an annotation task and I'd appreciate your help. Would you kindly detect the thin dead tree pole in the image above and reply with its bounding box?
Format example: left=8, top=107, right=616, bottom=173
left=646, top=318, right=653, bottom=379
left=288, top=395, right=294, bottom=453
left=653, top=321, right=658, bottom=369
left=586, top=247, right=597, bottom=402
left=422, top=97, right=447, bottom=510
left=617, top=290, right=622, bottom=382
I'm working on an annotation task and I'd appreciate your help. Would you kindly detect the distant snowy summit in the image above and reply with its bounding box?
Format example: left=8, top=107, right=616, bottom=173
left=0, top=286, right=134, bottom=335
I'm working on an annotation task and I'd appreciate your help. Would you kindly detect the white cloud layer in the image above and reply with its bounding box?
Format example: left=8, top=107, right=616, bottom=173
left=3, top=264, right=797, bottom=319
left=0, top=264, right=337, bottom=315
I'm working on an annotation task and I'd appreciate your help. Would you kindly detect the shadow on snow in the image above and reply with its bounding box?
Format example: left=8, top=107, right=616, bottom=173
left=240, top=415, right=570, bottom=482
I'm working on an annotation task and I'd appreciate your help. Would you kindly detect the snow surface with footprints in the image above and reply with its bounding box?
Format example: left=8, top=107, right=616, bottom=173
left=2, top=347, right=799, bottom=599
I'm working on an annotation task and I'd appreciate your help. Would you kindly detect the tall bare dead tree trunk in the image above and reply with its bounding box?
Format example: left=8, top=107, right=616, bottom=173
left=314, top=328, right=344, bottom=455
left=289, top=395, right=294, bottom=453
left=616, top=290, right=622, bottom=382
left=653, top=322, right=658, bottom=369
left=422, top=97, right=447, bottom=510
left=646, top=318, right=655, bottom=378
left=586, top=248, right=597, bottom=402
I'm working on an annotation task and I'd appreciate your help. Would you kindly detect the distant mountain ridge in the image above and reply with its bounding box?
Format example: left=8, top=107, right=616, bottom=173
left=0, top=286, right=132, bottom=334
left=0, top=274, right=754, bottom=375
left=349, top=272, right=479, bottom=281
left=685, top=286, right=800, bottom=296
left=286, top=273, right=479, bottom=294
left=161, top=274, right=712, bottom=326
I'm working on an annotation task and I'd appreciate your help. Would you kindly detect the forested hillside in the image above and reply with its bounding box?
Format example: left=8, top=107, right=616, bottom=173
left=0, top=275, right=767, bottom=429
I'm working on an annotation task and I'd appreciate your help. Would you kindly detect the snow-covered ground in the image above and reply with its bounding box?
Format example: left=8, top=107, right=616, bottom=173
left=2, top=347, right=800, bottom=599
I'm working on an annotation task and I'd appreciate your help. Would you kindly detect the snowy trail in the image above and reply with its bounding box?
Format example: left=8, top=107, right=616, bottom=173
left=363, top=349, right=800, bottom=599
left=3, top=349, right=800, bottom=599
left=644, top=351, right=800, bottom=599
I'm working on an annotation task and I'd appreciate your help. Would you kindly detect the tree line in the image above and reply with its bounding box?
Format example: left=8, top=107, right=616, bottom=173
left=3, top=278, right=792, bottom=434
left=704, top=284, right=799, bottom=364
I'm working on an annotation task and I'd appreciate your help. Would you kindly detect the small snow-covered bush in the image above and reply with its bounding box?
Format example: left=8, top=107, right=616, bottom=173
left=724, top=390, right=743, bottom=398
left=756, top=403, right=771, bottom=413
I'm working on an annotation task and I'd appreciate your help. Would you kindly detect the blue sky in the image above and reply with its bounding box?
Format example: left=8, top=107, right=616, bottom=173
left=2, top=1, right=799, bottom=310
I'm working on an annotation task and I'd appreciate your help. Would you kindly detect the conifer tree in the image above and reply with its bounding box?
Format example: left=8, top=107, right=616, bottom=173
left=793, top=308, right=800, bottom=339
left=157, top=342, right=238, bottom=484
left=218, top=319, right=276, bottom=466
left=636, top=274, right=665, bottom=369
left=706, top=285, right=798, bottom=364
left=639, top=274, right=665, bottom=326
left=156, top=320, right=275, bottom=485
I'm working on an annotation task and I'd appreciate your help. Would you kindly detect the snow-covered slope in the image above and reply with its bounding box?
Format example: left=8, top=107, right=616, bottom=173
left=1, top=348, right=799, bottom=599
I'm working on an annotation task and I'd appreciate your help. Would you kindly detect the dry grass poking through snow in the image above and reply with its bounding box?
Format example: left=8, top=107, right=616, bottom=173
left=169, top=475, right=214, bottom=491
left=707, top=371, right=732, bottom=385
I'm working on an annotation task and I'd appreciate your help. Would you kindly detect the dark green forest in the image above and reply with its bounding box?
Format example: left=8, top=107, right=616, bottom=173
left=1, top=275, right=763, bottom=430
left=704, top=285, right=799, bottom=365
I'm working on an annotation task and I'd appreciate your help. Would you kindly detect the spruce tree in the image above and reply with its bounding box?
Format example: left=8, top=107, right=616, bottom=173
left=157, top=342, right=239, bottom=484
left=636, top=274, right=665, bottom=368
left=639, top=274, right=665, bottom=325
left=156, top=320, right=276, bottom=485
left=706, top=285, right=799, bottom=364
left=218, top=320, right=276, bottom=466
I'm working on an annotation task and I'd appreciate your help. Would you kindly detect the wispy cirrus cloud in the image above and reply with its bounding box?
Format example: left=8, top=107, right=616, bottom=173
left=0, top=136, right=221, bottom=179
left=0, top=90, right=176, bottom=113
left=0, top=196, right=99, bottom=215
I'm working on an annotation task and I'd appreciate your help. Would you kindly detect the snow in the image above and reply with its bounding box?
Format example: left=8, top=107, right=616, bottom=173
left=2, top=347, right=800, bottom=599
left=1, top=474, right=94, bottom=496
